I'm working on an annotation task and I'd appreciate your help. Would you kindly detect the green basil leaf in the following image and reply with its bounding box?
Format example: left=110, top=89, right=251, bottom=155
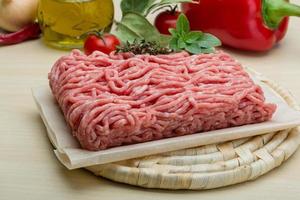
left=169, top=37, right=179, bottom=50
left=114, top=12, right=162, bottom=43
left=168, top=28, right=178, bottom=37
left=177, top=37, right=186, bottom=49
left=185, top=31, right=203, bottom=43
left=121, top=0, right=156, bottom=16
left=196, top=40, right=211, bottom=48
left=199, top=33, right=222, bottom=47
left=200, top=47, right=215, bottom=53
left=185, top=43, right=203, bottom=54
left=168, top=14, right=221, bottom=54
left=176, top=14, right=190, bottom=35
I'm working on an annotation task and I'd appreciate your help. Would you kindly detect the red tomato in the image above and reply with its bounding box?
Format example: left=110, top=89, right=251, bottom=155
left=154, top=10, right=180, bottom=35
left=84, top=34, right=120, bottom=55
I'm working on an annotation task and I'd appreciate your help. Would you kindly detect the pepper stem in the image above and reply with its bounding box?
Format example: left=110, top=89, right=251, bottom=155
left=263, top=0, right=300, bottom=29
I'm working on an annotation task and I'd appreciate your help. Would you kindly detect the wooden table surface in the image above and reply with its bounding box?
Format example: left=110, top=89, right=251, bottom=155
left=1, top=1, right=300, bottom=199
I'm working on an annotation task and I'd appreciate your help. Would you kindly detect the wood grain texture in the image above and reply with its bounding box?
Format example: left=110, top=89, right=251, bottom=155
left=1, top=0, right=300, bottom=199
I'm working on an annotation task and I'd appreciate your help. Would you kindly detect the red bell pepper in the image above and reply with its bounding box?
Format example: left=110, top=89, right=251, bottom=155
left=182, top=0, right=300, bottom=51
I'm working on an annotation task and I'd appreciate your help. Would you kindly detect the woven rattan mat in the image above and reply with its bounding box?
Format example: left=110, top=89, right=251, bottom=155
left=86, top=74, right=300, bottom=190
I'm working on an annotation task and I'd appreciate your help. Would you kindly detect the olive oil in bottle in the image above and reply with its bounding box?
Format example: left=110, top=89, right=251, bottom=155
left=38, top=0, right=114, bottom=49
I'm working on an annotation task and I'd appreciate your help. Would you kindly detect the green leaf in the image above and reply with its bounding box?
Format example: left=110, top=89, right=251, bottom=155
left=121, top=0, right=156, bottom=16
left=185, top=43, right=203, bottom=54
left=185, top=31, right=203, bottom=43
left=113, top=22, right=143, bottom=44
left=196, top=40, right=212, bottom=48
left=177, top=38, right=186, bottom=49
left=200, top=47, right=215, bottom=53
left=168, top=28, right=178, bottom=37
left=167, top=14, right=222, bottom=54
left=146, top=0, right=194, bottom=15
left=114, top=12, right=162, bottom=43
left=176, top=14, right=190, bottom=35
left=199, top=33, right=222, bottom=47
left=169, top=38, right=179, bottom=50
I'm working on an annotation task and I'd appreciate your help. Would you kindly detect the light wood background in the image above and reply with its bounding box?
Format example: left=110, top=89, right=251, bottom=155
left=1, top=0, right=300, bottom=199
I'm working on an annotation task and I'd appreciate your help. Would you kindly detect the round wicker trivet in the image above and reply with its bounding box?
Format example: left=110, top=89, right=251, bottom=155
left=86, top=73, right=300, bottom=190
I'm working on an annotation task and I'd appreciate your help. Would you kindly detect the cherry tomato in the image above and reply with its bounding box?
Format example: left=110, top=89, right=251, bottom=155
left=154, top=10, right=180, bottom=35
left=84, top=34, right=120, bottom=55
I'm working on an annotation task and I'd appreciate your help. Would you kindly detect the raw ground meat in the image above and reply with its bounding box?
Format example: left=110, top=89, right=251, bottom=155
left=48, top=50, right=276, bottom=151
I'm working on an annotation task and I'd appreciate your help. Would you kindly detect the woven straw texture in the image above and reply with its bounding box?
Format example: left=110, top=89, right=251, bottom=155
left=86, top=73, right=300, bottom=190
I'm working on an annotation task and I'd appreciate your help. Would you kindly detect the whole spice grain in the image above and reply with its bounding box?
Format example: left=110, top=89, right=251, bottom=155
left=116, top=39, right=173, bottom=55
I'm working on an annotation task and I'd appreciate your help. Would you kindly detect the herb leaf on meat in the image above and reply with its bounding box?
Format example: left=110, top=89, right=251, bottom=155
left=168, top=14, right=221, bottom=54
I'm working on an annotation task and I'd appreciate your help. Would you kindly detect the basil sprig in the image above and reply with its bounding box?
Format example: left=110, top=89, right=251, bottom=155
left=115, top=0, right=222, bottom=55
left=169, top=14, right=221, bottom=54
